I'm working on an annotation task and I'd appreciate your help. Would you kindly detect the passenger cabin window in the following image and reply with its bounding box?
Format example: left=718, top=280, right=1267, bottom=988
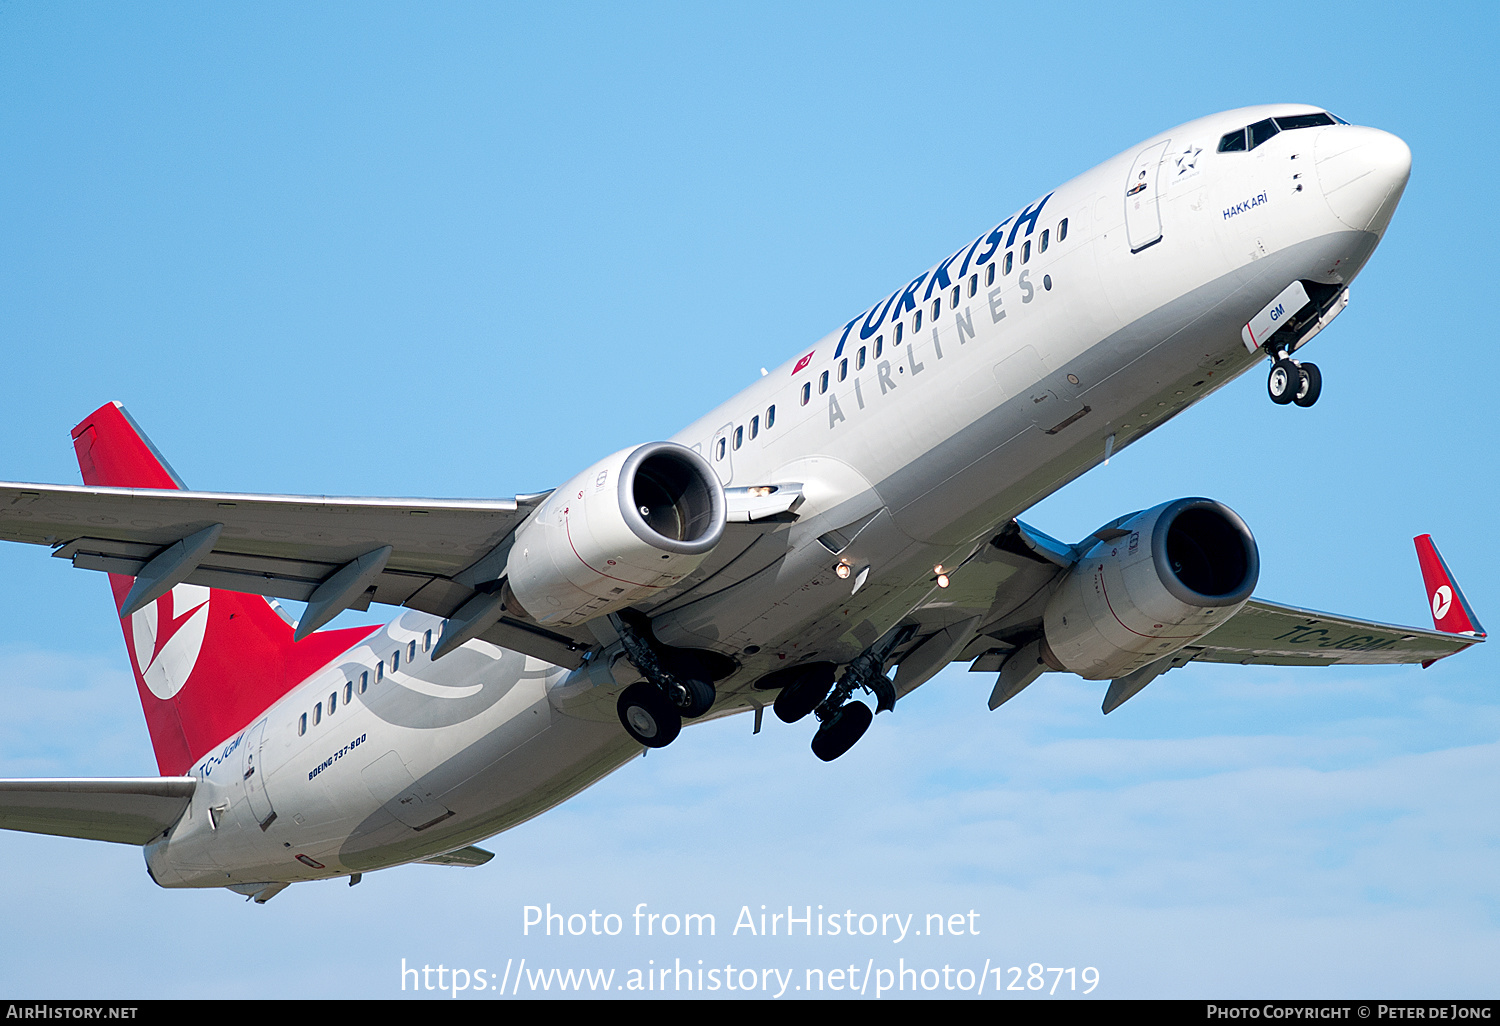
left=950, top=285, right=960, bottom=307
left=376, top=660, right=384, bottom=682
left=766, top=404, right=776, bottom=428
left=986, top=263, right=995, bottom=286
left=392, top=649, right=400, bottom=672
left=750, top=415, right=759, bottom=439
left=716, top=436, right=727, bottom=459
left=329, top=691, right=337, bottom=714
left=314, top=702, right=323, bottom=725
left=800, top=382, right=811, bottom=406
left=344, top=681, right=352, bottom=704
left=837, top=358, right=847, bottom=382
left=299, top=713, right=307, bottom=736
left=1040, top=229, right=1049, bottom=253
left=968, top=275, right=977, bottom=297
left=913, top=310, right=922, bottom=332
left=1003, top=251, right=1013, bottom=275
left=1058, top=217, right=1069, bottom=242
left=732, top=425, right=742, bottom=450
left=874, top=336, right=883, bottom=358
left=818, top=370, right=828, bottom=394
left=360, top=671, right=369, bottom=693
left=894, top=323, right=903, bottom=344
left=423, top=630, right=432, bottom=652
left=408, top=641, right=416, bottom=662
left=857, top=346, right=866, bottom=370
left=1022, top=240, right=1031, bottom=263
left=931, top=298, right=940, bottom=320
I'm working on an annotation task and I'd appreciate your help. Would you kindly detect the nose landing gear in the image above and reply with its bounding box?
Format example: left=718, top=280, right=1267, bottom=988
left=1266, top=353, right=1321, bottom=408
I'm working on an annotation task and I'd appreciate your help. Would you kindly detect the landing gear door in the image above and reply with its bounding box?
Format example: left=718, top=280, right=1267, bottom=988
left=242, top=719, right=276, bottom=830
left=1125, top=140, right=1170, bottom=253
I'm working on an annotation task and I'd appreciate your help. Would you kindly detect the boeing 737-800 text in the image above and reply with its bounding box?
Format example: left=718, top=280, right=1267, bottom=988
left=0, top=104, right=1483, bottom=902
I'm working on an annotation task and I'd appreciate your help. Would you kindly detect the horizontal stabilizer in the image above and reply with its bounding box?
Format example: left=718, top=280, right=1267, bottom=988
left=0, top=777, right=195, bottom=845
left=418, top=845, right=495, bottom=867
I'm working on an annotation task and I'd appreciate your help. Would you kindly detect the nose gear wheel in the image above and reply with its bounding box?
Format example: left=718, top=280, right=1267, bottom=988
left=1267, top=358, right=1299, bottom=404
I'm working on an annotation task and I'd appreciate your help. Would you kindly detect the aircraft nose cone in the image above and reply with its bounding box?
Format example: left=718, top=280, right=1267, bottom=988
left=1315, top=126, right=1412, bottom=234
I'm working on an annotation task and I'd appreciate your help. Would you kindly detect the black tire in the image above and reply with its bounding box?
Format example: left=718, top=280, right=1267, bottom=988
left=810, top=701, right=873, bottom=762
left=774, top=674, right=833, bottom=723
left=1267, top=359, right=1299, bottom=404
left=1293, top=362, right=1322, bottom=407
left=672, top=678, right=716, bottom=718
left=617, top=682, right=681, bottom=748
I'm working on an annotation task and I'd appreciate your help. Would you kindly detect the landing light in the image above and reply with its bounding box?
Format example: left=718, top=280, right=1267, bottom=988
left=835, top=562, right=852, bottom=579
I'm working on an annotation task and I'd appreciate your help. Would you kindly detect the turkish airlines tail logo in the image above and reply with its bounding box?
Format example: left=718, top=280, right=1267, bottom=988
left=129, top=584, right=211, bottom=700
left=1414, top=535, right=1485, bottom=637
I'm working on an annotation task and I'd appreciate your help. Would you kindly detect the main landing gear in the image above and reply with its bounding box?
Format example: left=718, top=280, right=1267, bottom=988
left=610, top=612, right=716, bottom=749
left=1266, top=353, right=1322, bottom=408
left=764, top=632, right=909, bottom=762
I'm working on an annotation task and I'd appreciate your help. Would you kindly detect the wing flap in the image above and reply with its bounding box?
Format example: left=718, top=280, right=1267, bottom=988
left=0, top=777, right=196, bottom=845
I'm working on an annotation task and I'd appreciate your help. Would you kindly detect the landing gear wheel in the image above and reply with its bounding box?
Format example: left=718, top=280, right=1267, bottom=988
left=671, top=678, right=716, bottom=719
left=1293, top=362, right=1322, bottom=407
left=1267, top=359, right=1299, bottom=405
left=810, top=702, right=873, bottom=762
left=774, top=675, right=833, bottom=724
left=617, top=682, right=681, bottom=748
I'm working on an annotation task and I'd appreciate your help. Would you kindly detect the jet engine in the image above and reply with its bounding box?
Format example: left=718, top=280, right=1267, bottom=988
left=1042, top=498, right=1258, bottom=680
left=504, top=442, right=726, bottom=627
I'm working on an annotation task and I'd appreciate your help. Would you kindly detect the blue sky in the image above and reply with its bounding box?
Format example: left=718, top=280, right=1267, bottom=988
left=0, top=1, right=1497, bottom=999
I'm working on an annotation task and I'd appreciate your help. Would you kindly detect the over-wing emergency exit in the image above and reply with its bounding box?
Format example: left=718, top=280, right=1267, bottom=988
left=0, top=104, right=1480, bottom=902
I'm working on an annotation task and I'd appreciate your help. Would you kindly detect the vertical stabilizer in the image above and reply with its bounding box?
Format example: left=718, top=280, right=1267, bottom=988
left=72, top=403, right=378, bottom=776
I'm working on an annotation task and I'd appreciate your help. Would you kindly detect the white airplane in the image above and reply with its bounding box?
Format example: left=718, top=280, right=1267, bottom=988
left=0, top=104, right=1484, bottom=903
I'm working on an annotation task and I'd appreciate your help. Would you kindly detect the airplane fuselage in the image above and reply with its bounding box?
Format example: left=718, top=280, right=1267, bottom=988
left=146, top=104, right=1413, bottom=889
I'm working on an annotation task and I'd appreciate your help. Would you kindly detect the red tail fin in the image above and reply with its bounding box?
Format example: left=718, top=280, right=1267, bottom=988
left=72, top=403, right=378, bottom=776
left=1414, top=534, right=1485, bottom=638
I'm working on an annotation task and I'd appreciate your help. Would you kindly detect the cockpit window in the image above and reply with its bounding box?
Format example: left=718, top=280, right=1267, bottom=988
left=1248, top=118, right=1280, bottom=149
left=1220, top=111, right=1340, bottom=154
left=1218, top=128, right=1247, bottom=152
left=1275, top=112, right=1336, bottom=131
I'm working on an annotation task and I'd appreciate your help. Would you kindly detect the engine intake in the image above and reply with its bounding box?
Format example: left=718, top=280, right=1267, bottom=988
left=505, top=442, right=725, bottom=627
left=1042, top=498, right=1258, bottom=680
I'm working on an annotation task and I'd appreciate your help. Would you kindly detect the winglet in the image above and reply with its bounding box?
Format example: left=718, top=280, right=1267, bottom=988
left=72, top=402, right=188, bottom=490
left=1414, top=536, right=1485, bottom=662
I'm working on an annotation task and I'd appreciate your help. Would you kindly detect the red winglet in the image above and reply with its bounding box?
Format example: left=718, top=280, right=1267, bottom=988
left=1414, top=534, right=1485, bottom=639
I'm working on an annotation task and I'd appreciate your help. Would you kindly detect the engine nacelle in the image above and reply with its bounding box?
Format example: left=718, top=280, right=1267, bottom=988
left=1042, top=498, right=1259, bottom=680
left=505, top=442, right=726, bottom=627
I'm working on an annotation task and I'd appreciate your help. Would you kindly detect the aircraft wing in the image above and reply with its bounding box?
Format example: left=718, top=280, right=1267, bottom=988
left=0, top=777, right=196, bottom=845
left=0, top=480, right=593, bottom=660
left=0, top=479, right=800, bottom=669
left=881, top=522, right=1482, bottom=708
left=1185, top=597, right=1481, bottom=666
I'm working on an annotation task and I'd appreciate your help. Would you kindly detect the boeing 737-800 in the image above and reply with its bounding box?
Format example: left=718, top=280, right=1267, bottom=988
left=0, top=104, right=1483, bottom=903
